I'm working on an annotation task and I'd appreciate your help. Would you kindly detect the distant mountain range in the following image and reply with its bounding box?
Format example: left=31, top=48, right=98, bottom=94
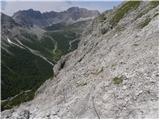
left=12, top=7, right=100, bottom=27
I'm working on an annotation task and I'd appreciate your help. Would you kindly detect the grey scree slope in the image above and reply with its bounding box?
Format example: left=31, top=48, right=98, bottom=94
left=1, top=1, right=159, bottom=119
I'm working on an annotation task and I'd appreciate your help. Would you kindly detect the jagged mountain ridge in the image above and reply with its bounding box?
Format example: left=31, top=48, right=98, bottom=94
left=12, top=7, right=99, bottom=27
left=1, top=1, right=159, bottom=119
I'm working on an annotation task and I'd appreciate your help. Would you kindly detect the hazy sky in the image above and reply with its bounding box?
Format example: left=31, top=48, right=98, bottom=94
left=1, top=0, right=122, bottom=16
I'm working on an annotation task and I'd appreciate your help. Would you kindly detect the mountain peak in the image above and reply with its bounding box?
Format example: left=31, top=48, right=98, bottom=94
left=67, top=7, right=81, bottom=11
left=13, top=9, right=42, bottom=18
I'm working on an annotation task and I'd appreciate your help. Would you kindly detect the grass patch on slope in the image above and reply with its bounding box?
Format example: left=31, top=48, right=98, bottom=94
left=150, top=1, right=159, bottom=9
left=135, top=1, right=159, bottom=20
left=138, top=17, right=151, bottom=28
left=112, top=76, right=123, bottom=85
left=110, top=1, right=140, bottom=27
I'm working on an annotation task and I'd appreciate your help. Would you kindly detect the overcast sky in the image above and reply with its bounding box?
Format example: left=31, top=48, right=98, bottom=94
left=1, top=0, right=122, bottom=16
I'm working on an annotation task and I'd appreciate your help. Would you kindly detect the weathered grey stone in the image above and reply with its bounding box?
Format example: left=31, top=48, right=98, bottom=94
left=17, top=110, right=30, bottom=119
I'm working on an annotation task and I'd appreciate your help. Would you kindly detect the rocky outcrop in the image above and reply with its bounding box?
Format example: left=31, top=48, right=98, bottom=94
left=1, top=1, right=159, bottom=119
left=53, top=53, right=72, bottom=76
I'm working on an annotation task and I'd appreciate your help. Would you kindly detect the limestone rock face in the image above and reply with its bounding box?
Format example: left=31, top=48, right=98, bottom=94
left=1, top=1, right=159, bottom=119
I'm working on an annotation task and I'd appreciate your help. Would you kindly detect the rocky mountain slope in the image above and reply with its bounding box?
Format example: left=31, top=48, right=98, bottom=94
left=1, top=1, right=159, bottom=118
left=13, top=7, right=99, bottom=27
